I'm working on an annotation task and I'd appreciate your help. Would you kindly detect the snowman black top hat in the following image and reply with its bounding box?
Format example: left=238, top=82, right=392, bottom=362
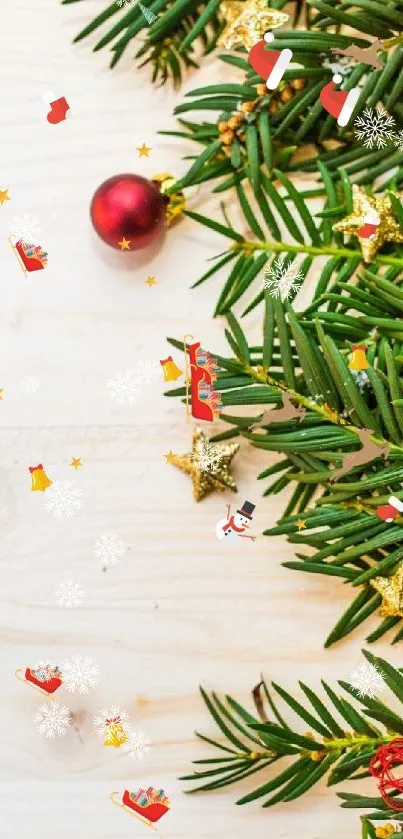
left=236, top=501, right=255, bottom=520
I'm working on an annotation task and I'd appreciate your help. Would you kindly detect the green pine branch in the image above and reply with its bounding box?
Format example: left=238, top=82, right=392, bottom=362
left=162, top=38, right=403, bottom=189
left=181, top=651, right=403, bottom=809
left=164, top=214, right=403, bottom=644
left=170, top=170, right=403, bottom=315
left=62, top=0, right=299, bottom=85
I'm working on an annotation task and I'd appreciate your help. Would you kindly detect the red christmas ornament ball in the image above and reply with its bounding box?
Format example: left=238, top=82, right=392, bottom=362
left=90, top=174, right=166, bottom=250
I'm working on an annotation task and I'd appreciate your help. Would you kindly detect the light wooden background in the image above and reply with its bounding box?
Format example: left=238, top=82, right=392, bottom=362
left=1, top=2, right=402, bottom=837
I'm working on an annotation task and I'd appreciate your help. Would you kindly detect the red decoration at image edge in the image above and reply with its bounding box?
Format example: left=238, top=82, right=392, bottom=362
left=90, top=174, right=166, bottom=250
left=369, top=739, right=403, bottom=810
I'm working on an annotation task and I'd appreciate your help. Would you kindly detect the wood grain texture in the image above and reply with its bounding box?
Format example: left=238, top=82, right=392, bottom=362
left=1, top=3, right=401, bottom=838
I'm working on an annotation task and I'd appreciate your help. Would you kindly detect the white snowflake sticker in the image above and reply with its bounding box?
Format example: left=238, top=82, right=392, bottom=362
left=191, top=439, right=223, bottom=473
left=123, top=729, right=150, bottom=760
left=94, top=532, right=127, bottom=567
left=107, top=359, right=160, bottom=407
left=34, top=700, right=71, bottom=738
left=11, top=214, right=41, bottom=242
left=62, top=655, right=100, bottom=694
left=93, top=705, right=130, bottom=743
left=107, top=370, right=141, bottom=406
left=44, top=480, right=83, bottom=519
left=55, top=580, right=84, bottom=608
left=264, top=256, right=304, bottom=302
left=19, top=376, right=39, bottom=394
left=354, top=106, right=396, bottom=150
left=349, top=661, right=385, bottom=698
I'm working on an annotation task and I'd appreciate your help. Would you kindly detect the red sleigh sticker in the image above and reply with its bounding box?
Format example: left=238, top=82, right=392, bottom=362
left=15, top=663, right=63, bottom=695
left=184, top=334, right=222, bottom=422
left=9, top=235, right=48, bottom=275
left=110, top=788, right=170, bottom=833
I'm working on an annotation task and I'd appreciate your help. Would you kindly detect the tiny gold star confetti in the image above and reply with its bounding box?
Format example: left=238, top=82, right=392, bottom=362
left=118, top=237, right=131, bottom=250
left=371, top=564, right=403, bottom=617
left=145, top=276, right=156, bottom=287
left=164, top=450, right=176, bottom=463
left=70, top=457, right=83, bottom=470
left=0, top=389, right=4, bottom=399
left=0, top=189, right=10, bottom=206
left=297, top=519, right=306, bottom=531
left=332, top=184, right=403, bottom=263
left=217, top=0, right=289, bottom=50
left=137, top=143, right=152, bottom=158
left=167, top=427, right=239, bottom=502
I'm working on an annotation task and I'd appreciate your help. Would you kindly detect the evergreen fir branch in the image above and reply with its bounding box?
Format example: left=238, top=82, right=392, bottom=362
left=165, top=43, right=403, bottom=191
left=182, top=652, right=403, bottom=807
left=165, top=247, right=403, bottom=644
left=179, top=171, right=403, bottom=314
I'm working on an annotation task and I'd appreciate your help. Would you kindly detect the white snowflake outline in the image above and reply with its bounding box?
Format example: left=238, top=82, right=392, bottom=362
left=34, top=700, right=71, bottom=738
left=354, top=106, right=396, bottom=150
left=19, top=376, right=39, bottom=394
left=349, top=661, right=385, bottom=698
left=264, top=256, right=304, bottom=302
left=190, top=439, right=223, bottom=473
left=94, top=532, right=127, bottom=567
left=62, top=655, right=101, bottom=694
left=44, top=480, right=83, bottom=519
left=107, top=359, right=159, bottom=407
left=55, top=579, right=84, bottom=608
left=10, top=214, right=41, bottom=243
left=122, top=728, right=150, bottom=759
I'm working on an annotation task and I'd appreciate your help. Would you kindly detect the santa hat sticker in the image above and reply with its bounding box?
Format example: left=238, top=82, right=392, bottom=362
left=376, top=496, right=403, bottom=523
left=248, top=32, right=293, bottom=91
left=319, top=74, right=360, bottom=127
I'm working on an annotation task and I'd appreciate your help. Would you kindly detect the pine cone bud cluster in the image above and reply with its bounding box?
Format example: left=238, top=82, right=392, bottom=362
left=218, top=79, right=306, bottom=158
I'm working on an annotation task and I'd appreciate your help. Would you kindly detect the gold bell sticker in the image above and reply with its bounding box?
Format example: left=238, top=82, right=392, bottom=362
left=160, top=356, right=183, bottom=383
left=348, top=345, right=369, bottom=372
left=29, top=464, right=53, bottom=491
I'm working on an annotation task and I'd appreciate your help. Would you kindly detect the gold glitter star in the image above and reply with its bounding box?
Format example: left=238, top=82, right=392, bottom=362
left=217, top=0, right=289, bottom=50
left=167, top=427, right=239, bottom=502
left=0, top=389, right=4, bottom=399
left=136, top=143, right=152, bottom=158
left=70, top=457, right=83, bottom=470
left=332, top=184, right=403, bottom=263
left=118, top=237, right=131, bottom=250
left=0, top=188, right=10, bottom=206
left=145, top=276, right=156, bottom=287
left=371, top=564, right=403, bottom=617
left=164, top=450, right=176, bottom=463
left=297, top=519, right=306, bottom=531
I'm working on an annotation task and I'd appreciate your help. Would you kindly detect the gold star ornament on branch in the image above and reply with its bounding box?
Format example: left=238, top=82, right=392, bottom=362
left=332, top=184, right=403, bottom=263
left=370, top=564, right=403, bottom=617
left=166, top=427, right=239, bottom=502
left=217, top=0, right=289, bottom=50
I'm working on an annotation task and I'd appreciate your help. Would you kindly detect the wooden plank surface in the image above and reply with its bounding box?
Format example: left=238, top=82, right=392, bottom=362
left=1, top=2, right=400, bottom=837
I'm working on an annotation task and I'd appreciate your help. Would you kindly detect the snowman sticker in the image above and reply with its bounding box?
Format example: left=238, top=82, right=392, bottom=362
left=216, top=501, right=257, bottom=542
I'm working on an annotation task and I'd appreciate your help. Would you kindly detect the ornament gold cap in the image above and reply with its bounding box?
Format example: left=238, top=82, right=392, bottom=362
left=151, top=172, right=185, bottom=225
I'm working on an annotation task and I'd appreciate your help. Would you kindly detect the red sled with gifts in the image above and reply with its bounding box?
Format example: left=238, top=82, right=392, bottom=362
left=14, top=666, right=63, bottom=695
left=110, top=790, right=170, bottom=833
left=9, top=236, right=48, bottom=276
left=184, top=334, right=222, bottom=422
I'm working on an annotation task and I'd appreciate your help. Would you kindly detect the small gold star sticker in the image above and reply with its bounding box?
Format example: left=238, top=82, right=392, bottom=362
left=371, top=564, right=403, bottom=617
left=167, top=427, right=239, bottom=502
left=136, top=143, right=152, bottom=158
left=297, top=519, right=306, bottom=531
left=0, top=188, right=10, bottom=206
left=164, top=450, right=176, bottom=463
left=0, top=389, right=4, bottom=399
left=332, top=184, right=403, bottom=263
left=118, top=237, right=131, bottom=250
left=145, top=276, right=156, bottom=287
left=70, top=457, right=83, bottom=470
left=217, top=0, right=289, bottom=50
